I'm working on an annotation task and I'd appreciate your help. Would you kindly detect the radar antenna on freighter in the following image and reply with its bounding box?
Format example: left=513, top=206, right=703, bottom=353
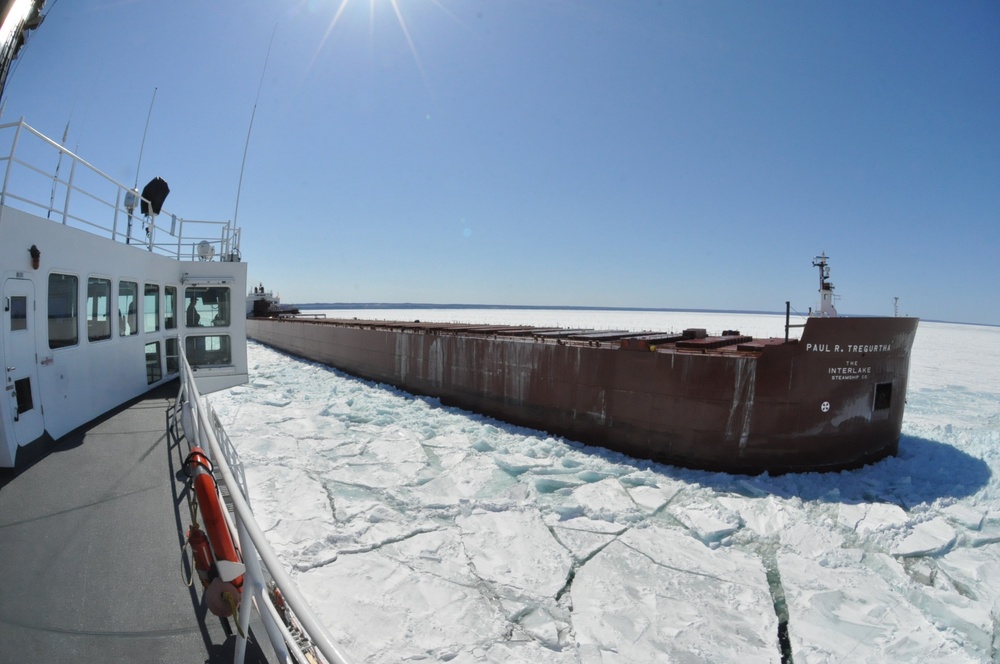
left=812, top=252, right=838, bottom=317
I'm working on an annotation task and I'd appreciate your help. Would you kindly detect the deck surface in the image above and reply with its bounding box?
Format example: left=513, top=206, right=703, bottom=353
left=0, top=382, right=271, bottom=663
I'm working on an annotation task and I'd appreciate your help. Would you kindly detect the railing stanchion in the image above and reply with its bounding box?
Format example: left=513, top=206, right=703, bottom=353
left=1, top=119, right=25, bottom=208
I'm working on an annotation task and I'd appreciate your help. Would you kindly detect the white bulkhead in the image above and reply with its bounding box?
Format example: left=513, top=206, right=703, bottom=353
left=0, top=120, right=248, bottom=467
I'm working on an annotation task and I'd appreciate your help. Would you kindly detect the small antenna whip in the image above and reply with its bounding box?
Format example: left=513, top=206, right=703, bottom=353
left=234, top=24, right=277, bottom=227
left=134, top=87, right=157, bottom=189
left=126, top=87, right=156, bottom=243
left=47, top=120, right=70, bottom=219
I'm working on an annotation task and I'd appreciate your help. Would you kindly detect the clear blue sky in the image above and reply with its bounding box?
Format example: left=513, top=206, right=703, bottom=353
left=4, top=1, right=998, bottom=325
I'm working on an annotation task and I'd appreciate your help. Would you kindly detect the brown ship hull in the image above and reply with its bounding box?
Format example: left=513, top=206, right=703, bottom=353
left=246, top=315, right=918, bottom=475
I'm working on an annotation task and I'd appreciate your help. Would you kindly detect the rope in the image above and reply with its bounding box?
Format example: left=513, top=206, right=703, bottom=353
left=183, top=450, right=214, bottom=476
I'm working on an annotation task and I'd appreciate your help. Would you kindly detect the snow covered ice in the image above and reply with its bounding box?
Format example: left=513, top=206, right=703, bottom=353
left=210, top=311, right=1000, bottom=663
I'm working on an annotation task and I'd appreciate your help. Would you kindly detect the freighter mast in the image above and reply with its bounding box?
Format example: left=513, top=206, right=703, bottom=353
left=812, top=252, right=838, bottom=317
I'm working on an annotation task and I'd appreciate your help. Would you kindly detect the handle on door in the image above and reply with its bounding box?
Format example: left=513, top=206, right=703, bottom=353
left=5, top=366, right=14, bottom=372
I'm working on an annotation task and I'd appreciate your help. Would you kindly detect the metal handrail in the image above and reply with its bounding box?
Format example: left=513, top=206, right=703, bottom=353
left=177, top=350, right=354, bottom=664
left=0, top=118, right=241, bottom=261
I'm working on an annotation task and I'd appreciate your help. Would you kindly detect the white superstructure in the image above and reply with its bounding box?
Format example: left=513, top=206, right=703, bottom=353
left=246, top=283, right=281, bottom=317
left=812, top=252, right=838, bottom=318
left=0, top=119, right=248, bottom=467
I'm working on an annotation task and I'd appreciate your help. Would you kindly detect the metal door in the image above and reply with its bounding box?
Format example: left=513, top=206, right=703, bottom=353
left=3, top=278, right=44, bottom=445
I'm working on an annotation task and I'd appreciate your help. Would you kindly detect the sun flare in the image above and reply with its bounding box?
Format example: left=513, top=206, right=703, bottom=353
left=311, top=0, right=431, bottom=87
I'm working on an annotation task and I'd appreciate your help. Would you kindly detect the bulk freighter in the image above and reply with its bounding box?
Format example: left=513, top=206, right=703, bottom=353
left=246, top=255, right=918, bottom=475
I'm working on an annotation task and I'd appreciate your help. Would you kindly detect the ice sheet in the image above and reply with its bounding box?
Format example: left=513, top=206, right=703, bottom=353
left=212, top=313, right=1000, bottom=662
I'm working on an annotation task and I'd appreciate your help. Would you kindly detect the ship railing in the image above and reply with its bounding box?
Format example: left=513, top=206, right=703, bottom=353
left=0, top=118, right=241, bottom=262
left=176, top=348, right=354, bottom=664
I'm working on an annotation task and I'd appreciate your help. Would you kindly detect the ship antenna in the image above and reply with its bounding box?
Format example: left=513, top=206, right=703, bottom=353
left=134, top=87, right=157, bottom=190
left=46, top=120, right=70, bottom=220
left=233, top=23, right=277, bottom=228
left=125, top=88, right=157, bottom=244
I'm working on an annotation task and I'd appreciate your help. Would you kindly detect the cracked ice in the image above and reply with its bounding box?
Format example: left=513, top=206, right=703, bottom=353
left=211, top=310, right=1000, bottom=663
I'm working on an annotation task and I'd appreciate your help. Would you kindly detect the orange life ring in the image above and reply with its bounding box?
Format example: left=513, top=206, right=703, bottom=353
left=185, top=446, right=244, bottom=617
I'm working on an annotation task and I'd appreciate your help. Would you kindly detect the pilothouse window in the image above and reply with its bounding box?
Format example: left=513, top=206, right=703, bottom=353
left=165, top=286, right=177, bottom=330
left=185, top=334, right=232, bottom=366
left=166, top=337, right=179, bottom=374
left=48, top=273, right=79, bottom=349
left=119, top=280, right=138, bottom=336
left=145, top=341, right=162, bottom=384
left=144, top=283, right=160, bottom=332
left=185, top=286, right=230, bottom=328
left=87, top=277, right=111, bottom=341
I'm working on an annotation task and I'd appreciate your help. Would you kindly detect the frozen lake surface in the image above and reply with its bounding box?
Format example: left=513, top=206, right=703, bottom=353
left=211, top=310, right=1000, bottom=663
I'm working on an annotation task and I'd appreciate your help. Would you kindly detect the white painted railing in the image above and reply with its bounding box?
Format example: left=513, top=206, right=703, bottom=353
left=177, top=349, right=354, bottom=664
left=0, top=118, right=241, bottom=261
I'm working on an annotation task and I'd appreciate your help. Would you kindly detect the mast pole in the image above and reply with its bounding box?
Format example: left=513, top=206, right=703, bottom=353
left=127, top=88, right=157, bottom=244
left=134, top=87, right=157, bottom=190
left=47, top=120, right=69, bottom=220
left=234, top=24, right=277, bottom=229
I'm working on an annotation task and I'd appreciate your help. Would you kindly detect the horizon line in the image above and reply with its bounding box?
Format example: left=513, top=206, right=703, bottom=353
left=286, top=302, right=989, bottom=328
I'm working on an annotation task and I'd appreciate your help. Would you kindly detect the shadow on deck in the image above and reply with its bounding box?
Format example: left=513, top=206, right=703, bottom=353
left=0, top=381, right=271, bottom=663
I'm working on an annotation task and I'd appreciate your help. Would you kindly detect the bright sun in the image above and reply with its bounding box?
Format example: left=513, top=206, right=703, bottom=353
left=313, top=0, right=429, bottom=83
